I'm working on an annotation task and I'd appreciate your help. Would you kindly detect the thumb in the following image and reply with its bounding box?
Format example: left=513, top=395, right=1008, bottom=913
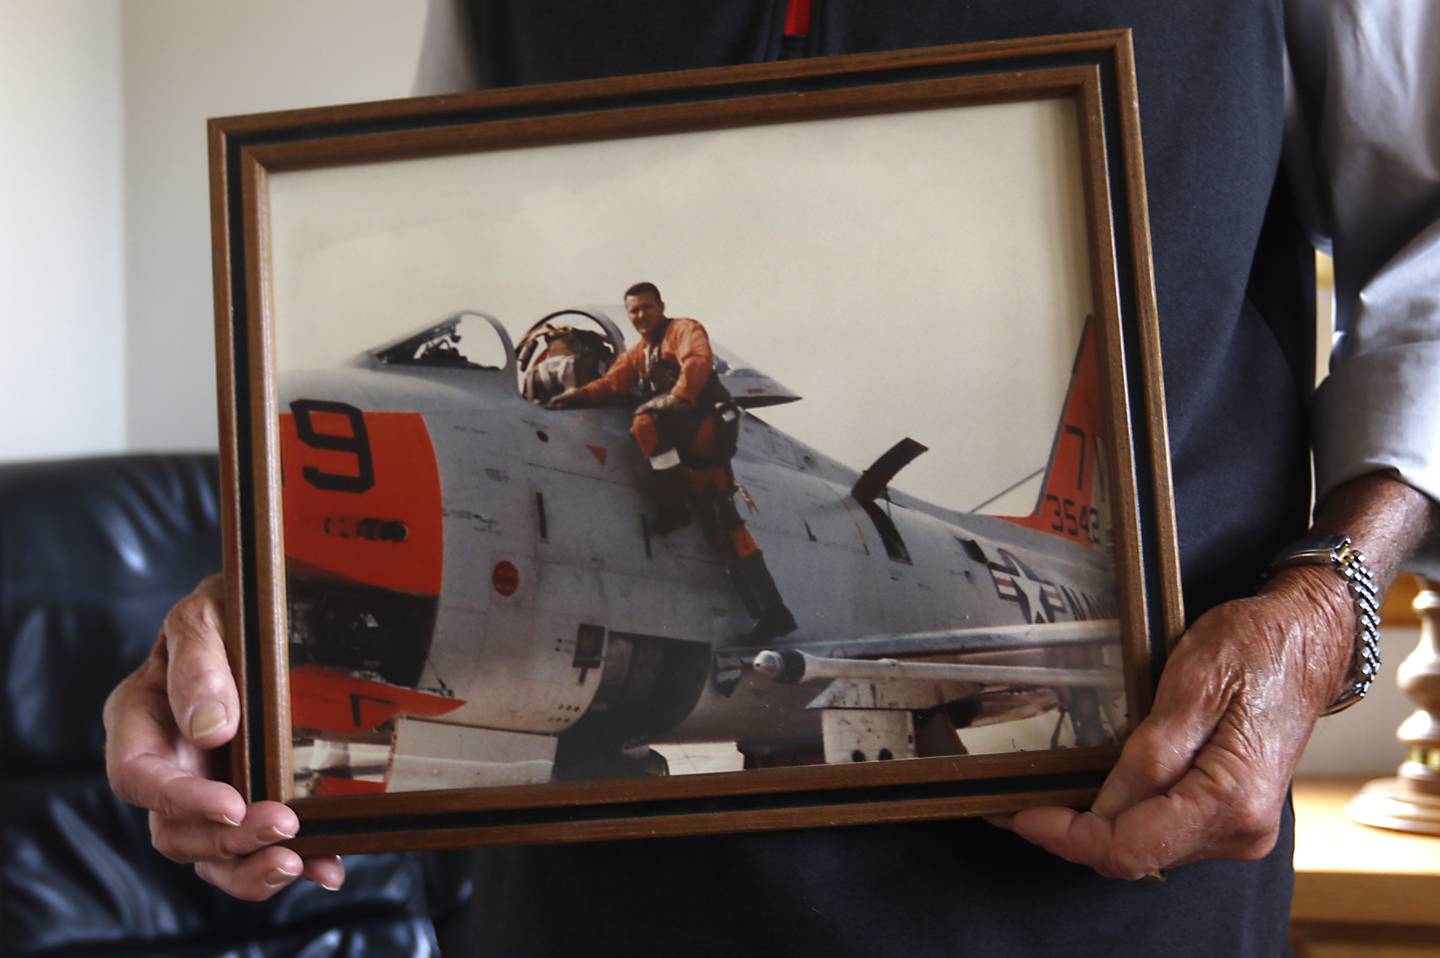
left=163, top=575, right=241, bottom=748
left=1091, top=624, right=1237, bottom=817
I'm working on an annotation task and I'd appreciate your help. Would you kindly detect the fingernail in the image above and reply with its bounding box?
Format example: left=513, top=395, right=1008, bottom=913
left=208, top=811, right=243, bottom=827
left=189, top=700, right=227, bottom=740
left=317, top=855, right=344, bottom=890
left=1142, top=869, right=1167, bottom=884
left=265, top=866, right=301, bottom=887
left=1091, top=780, right=1132, bottom=819
left=260, top=825, right=297, bottom=843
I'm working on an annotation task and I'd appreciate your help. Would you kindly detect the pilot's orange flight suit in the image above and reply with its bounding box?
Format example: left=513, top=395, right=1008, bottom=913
left=571, top=317, right=795, bottom=640
left=572, top=317, right=726, bottom=470
left=574, top=316, right=711, bottom=402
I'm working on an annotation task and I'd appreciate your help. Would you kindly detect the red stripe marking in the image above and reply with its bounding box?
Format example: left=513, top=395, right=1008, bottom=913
left=281, top=411, right=443, bottom=595
left=998, top=316, right=1105, bottom=549
left=291, top=664, right=465, bottom=734
left=315, top=776, right=388, bottom=797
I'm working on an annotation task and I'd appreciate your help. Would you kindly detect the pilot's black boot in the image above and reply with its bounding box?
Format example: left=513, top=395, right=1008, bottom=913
left=646, top=465, right=693, bottom=535
left=732, top=552, right=797, bottom=642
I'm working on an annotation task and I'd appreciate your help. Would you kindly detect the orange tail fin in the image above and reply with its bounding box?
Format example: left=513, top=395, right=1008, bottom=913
left=999, top=316, right=1107, bottom=549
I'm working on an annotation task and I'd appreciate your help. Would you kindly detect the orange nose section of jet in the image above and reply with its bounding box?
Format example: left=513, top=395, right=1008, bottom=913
left=280, top=406, right=443, bottom=596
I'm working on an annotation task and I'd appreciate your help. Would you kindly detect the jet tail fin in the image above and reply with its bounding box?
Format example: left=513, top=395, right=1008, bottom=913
left=997, top=316, right=1107, bottom=549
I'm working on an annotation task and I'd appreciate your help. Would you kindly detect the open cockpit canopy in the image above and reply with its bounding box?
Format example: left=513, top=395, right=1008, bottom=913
left=369, top=311, right=516, bottom=373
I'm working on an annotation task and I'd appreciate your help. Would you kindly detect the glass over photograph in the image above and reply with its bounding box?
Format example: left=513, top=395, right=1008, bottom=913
left=265, top=95, right=1124, bottom=798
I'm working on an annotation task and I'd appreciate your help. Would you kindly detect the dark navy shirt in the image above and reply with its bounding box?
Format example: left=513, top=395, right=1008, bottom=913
left=438, top=3, right=1307, bottom=954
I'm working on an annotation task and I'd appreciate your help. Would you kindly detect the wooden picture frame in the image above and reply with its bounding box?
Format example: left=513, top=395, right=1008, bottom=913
left=209, top=28, right=1182, bottom=854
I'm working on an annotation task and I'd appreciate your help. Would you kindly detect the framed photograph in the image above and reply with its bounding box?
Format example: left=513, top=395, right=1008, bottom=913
left=210, top=28, right=1182, bottom=854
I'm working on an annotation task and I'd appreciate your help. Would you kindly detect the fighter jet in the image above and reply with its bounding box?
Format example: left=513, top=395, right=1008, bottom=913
left=279, top=308, right=1120, bottom=796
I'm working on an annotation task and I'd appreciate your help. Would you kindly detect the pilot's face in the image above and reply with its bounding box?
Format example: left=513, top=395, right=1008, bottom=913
left=625, top=293, right=666, bottom=338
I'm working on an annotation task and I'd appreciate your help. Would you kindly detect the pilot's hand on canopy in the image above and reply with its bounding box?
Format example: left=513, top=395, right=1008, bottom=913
left=547, top=388, right=586, bottom=409
left=636, top=392, right=693, bottom=415
left=1002, top=474, right=1432, bottom=879
left=103, top=574, right=345, bottom=901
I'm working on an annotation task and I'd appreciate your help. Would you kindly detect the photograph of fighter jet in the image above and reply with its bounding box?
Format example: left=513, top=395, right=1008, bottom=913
left=209, top=30, right=1191, bottom=854
left=260, top=91, right=1135, bottom=798
left=279, top=302, right=1120, bottom=796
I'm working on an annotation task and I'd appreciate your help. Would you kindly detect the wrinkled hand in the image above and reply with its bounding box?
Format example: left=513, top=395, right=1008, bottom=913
left=636, top=392, right=692, bottom=415
left=1005, top=566, right=1354, bottom=879
left=103, top=575, right=344, bottom=900
left=547, top=388, right=586, bottom=409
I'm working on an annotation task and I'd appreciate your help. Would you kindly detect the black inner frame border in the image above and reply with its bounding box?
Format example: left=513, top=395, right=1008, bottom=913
left=226, top=43, right=1164, bottom=833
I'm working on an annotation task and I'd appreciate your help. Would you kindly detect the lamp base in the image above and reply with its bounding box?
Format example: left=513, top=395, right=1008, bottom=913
left=1346, top=776, right=1440, bottom=836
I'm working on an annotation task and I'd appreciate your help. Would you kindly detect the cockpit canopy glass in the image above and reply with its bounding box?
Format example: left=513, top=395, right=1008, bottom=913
left=371, top=313, right=513, bottom=371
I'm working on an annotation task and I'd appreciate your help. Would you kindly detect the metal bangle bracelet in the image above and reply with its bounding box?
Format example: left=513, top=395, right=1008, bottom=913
left=1264, top=533, right=1381, bottom=716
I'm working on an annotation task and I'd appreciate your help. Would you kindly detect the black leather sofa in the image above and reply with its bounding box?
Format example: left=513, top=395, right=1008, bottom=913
left=1, top=454, right=471, bottom=956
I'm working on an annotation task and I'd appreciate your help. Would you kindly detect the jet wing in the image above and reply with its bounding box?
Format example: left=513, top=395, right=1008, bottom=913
left=746, top=618, right=1118, bottom=662
left=754, top=648, right=1124, bottom=694
left=725, top=618, right=1122, bottom=698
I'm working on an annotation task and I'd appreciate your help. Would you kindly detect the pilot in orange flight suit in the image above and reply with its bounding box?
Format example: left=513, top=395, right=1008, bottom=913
left=549, top=282, right=797, bottom=641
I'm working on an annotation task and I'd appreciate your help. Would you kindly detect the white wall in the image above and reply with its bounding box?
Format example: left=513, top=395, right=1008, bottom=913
left=0, top=1, right=126, bottom=462
left=1298, top=624, right=1421, bottom=777
left=120, top=0, right=429, bottom=451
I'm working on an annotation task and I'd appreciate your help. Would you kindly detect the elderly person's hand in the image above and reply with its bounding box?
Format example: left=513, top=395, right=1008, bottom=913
left=1003, top=474, right=1433, bottom=878
left=103, top=575, right=345, bottom=900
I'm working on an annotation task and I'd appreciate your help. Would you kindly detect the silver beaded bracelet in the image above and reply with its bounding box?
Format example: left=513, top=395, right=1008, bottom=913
left=1264, top=533, right=1381, bottom=716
